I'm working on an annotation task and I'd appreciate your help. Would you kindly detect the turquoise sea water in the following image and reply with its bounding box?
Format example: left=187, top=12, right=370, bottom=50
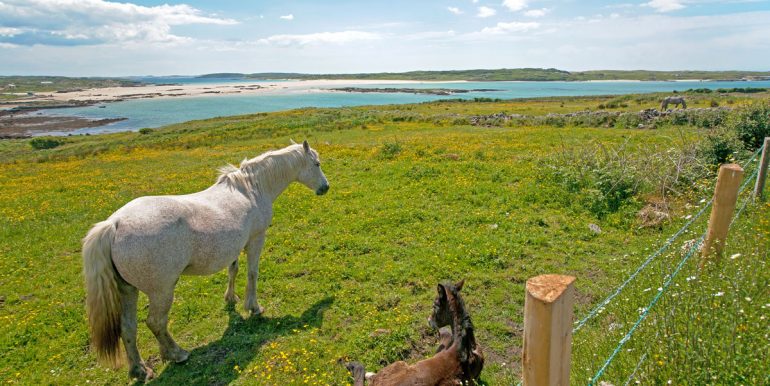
left=38, top=80, right=770, bottom=135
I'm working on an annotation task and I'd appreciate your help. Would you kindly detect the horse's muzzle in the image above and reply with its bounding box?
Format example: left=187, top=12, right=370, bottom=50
left=316, top=184, right=329, bottom=195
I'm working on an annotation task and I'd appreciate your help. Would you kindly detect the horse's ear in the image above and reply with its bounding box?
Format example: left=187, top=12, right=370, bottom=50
left=437, top=284, right=447, bottom=298
left=303, top=140, right=310, bottom=153
left=455, top=280, right=464, bottom=292
left=290, top=138, right=297, bottom=145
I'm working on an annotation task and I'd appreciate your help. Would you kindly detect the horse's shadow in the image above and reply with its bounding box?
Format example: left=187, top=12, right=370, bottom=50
left=145, top=297, right=334, bottom=386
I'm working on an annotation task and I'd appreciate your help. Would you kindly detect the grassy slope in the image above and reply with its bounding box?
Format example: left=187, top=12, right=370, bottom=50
left=0, top=93, right=767, bottom=385
left=0, top=76, right=140, bottom=93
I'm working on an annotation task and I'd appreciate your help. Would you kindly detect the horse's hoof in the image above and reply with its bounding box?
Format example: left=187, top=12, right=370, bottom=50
left=129, top=363, right=154, bottom=382
left=162, top=347, right=190, bottom=363
left=172, top=348, right=190, bottom=363
left=248, top=305, right=265, bottom=317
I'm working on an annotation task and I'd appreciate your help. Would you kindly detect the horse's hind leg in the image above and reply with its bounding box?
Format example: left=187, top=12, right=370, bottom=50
left=146, top=288, right=189, bottom=363
left=118, top=280, right=154, bottom=380
left=224, top=259, right=239, bottom=303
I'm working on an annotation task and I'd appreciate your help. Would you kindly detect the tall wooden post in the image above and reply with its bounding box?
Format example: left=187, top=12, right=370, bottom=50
left=522, top=274, right=576, bottom=386
left=753, top=137, right=770, bottom=200
left=701, top=163, right=744, bottom=263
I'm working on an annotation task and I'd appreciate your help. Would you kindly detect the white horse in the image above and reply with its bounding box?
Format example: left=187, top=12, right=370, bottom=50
left=82, top=141, right=329, bottom=380
left=661, top=96, right=687, bottom=109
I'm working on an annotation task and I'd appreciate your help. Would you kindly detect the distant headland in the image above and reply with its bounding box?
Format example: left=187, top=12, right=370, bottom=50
left=197, top=68, right=770, bottom=82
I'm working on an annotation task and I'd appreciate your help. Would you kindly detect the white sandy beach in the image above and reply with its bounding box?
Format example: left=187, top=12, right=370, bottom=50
left=15, top=79, right=445, bottom=105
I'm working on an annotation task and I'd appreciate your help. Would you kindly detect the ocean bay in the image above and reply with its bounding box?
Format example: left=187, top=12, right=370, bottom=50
left=36, top=79, right=770, bottom=135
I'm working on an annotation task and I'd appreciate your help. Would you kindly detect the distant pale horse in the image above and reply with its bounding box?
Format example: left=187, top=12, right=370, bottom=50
left=82, top=141, right=329, bottom=380
left=661, top=96, right=687, bottom=109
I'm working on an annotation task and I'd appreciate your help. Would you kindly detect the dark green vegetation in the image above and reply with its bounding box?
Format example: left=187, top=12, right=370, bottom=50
left=0, top=91, right=767, bottom=385
left=689, top=87, right=768, bottom=94
left=0, top=76, right=141, bottom=93
left=331, top=87, right=500, bottom=95
left=28, top=137, right=63, bottom=150
left=196, top=68, right=770, bottom=82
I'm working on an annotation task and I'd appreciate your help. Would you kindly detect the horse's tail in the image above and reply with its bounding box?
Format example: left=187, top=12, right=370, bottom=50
left=83, top=220, right=122, bottom=367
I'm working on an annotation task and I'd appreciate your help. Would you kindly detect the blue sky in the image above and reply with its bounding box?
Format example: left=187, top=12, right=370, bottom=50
left=1, top=0, right=769, bottom=76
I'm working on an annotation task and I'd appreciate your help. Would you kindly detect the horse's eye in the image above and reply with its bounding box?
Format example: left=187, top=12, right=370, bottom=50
left=314, top=162, right=320, bottom=167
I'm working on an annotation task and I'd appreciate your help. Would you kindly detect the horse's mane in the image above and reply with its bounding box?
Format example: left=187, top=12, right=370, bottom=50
left=216, top=144, right=306, bottom=193
left=445, top=282, right=476, bottom=364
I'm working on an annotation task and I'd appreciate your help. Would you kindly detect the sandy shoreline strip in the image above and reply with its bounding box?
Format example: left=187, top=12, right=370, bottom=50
left=3, top=79, right=445, bottom=109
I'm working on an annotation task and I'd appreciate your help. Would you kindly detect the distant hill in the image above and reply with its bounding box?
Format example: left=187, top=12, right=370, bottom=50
left=196, top=68, right=770, bottom=82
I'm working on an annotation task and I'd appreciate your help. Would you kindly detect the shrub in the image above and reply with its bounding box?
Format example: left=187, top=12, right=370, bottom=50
left=715, top=87, right=766, bottom=93
left=138, top=128, right=154, bottom=134
left=724, top=102, right=770, bottom=150
left=29, top=137, right=63, bottom=150
left=614, top=113, right=643, bottom=129
left=699, top=128, right=741, bottom=165
left=378, top=141, right=402, bottom=159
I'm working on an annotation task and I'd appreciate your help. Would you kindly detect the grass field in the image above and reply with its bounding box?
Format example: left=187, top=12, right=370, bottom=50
left=0, top=91, right=768, bottom=385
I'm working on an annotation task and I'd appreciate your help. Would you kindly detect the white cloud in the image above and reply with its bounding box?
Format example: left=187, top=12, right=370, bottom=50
left=644, top=0, right=686, bottom=12
left=0, top=27, right=22, bottom=36
left=448, top=7, right=463, bottom=15
left=258, top=31, right=381, bottom=46
left=524, top=8, right=549, bottom=17
left=404, top=30, right=456, bottom=40
left=0, top=0, right=237, bottom=46
left=280, top=14, right=294, bottom=20
left=502, top=0, right=528, bottom=12
left=477, top=6, right=497, bottom=18
left=480, top=21, right=539, bottom=34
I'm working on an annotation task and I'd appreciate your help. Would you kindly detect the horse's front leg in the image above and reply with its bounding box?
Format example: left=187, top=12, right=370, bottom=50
left=244, top=232, right=266, bottom=316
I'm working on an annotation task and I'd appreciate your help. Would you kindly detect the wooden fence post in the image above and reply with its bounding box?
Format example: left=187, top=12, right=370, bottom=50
left=753, top=137, right=770, bottom=200
left=522, top=274, right=576, bottom=386
left=701, top=163, right=744, bottom=264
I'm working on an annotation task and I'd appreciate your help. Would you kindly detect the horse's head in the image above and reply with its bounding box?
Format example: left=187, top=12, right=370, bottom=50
left=428, top=280, right=464, bottom=330
left=296, top=140, right=329, bottom=196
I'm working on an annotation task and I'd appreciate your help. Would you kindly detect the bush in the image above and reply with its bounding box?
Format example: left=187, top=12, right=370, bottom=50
left=378, top=141, right=402, bottom=159
left=699, top=128, right=741, bottom=165
left=29, top=137, right=63, bottom=150
left=549, top=139, right=711, bottom=217
left=138, top=128, right=154, bottom=135
left=724, top=102, right=770, bottom=150
left=715, top=87, right=766, bottom=93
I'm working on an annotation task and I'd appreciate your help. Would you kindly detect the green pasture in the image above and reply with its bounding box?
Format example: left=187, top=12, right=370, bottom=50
left=0, top=92, right=767, bottom=385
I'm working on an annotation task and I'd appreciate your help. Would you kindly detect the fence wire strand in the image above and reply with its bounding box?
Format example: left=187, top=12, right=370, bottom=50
left=573, top=144, right=764, bottom=333
left=515, top=144, right=764, bottom=386
left=588, top=157, right=761, bottom=385
left=588, top=232, right=706, bottom=385
left=622, top=353, right=648, bottom=386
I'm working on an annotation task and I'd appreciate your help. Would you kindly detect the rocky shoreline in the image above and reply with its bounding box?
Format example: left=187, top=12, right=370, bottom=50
left=0, top=114, right=127, bottom=138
